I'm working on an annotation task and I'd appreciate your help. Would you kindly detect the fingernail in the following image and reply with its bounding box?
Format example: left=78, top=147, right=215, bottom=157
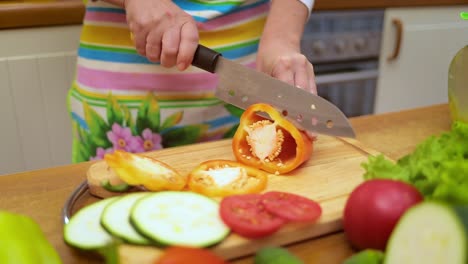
left=177, top=63, right=186, bottom=71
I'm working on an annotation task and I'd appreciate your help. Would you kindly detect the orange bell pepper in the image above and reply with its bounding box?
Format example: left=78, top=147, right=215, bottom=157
left=187, top=159, right=268, bottom=197
left=232, top=103, right=314, bottom=175
left=104, top=150, right=187, bottom=191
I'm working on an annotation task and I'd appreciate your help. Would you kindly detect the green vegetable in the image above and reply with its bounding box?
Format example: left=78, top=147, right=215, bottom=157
left=362, top=121, right=468, bottom=204
left=254, top=246, right=303, bottom=264
left=130, top=191, right=230, bottom=247
left=384, top=201, right=468, bottom=264
left=101, top=193, right=152, bottom=245
left=97, top=242, right=121, bottom=264
left=101, top=180, right=131, bottom=192
left=343, top=249, right=384, bottom=264
left=0, top=211, right=62, bottom=264
left=64, top=197, right=119, bottom=250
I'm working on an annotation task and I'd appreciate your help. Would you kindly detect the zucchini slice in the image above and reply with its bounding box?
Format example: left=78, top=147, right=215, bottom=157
left=131, top=191, right=230, bottom=247
left=101, top=192, right=152, bottom=245
left=385, top=201, right=468, bottom=264
left=64, top=197, right=118, bottom=250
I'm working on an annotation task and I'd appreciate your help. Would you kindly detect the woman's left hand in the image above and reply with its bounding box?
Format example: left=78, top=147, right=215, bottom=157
left=256, top=40, right=317, bottom=95
left=255, top=0, right=316, bottom=94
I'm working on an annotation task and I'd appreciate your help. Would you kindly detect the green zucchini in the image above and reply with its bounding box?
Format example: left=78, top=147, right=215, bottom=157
left=343, top=249, right=384, bottom=264
left=101, top=180, right=130, bottom=192
left=130, top=191, right=230, bottom=247
left=254, top=247, right=303, bottom=264
left=101, top=192, right=152, bottom=245
left=64, top=197, right=119, bottom=250
left=384, top=201, right=468, bottom=264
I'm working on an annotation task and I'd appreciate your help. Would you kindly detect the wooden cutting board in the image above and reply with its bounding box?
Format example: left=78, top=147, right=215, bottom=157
left=77, top=135, right=384, bottom=263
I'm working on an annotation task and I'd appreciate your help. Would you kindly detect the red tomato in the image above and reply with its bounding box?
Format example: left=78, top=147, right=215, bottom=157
left=343, top=179, right=423, bottom=251
left=155, top=246, right=227, bottom=264
left=219, top=194, right=286, bottom=239
left=261, top=191, right=322, bottom=222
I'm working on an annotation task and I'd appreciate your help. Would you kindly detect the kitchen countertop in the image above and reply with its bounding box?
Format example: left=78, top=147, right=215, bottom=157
left=0, top=103, right=451, bottom=264
left=1, top=0, right=467, bottom=29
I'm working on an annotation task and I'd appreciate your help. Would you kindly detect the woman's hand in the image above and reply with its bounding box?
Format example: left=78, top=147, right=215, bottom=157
left=256, top=40, right=317, bottom=94
left=124, top=0, right=199, bottom=70
left=256, top=0, right=316, bottom=94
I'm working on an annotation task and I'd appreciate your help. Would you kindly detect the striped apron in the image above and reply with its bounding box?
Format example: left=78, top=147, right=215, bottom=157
left=68, top=0, right=270, bottom=162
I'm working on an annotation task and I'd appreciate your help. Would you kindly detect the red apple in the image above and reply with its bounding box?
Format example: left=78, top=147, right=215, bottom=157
left=343, top=179, right=424, bottom=250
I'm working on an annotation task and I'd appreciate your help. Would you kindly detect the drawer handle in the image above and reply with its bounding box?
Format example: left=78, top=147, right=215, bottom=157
left=387, top=18, right=403, bottom=62
left=315, top=69, right=379, bottom=85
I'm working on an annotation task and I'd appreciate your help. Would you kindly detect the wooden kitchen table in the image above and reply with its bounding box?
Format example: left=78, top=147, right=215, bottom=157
left=0, top=103, right=451, bottom=264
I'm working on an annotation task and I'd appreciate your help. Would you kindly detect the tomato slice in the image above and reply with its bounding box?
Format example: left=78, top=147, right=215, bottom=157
left=155, top=246, right=227, bottom=264
left=261, top=191, right=322, bottom=222
left=219, top=194, right=285, bottom=239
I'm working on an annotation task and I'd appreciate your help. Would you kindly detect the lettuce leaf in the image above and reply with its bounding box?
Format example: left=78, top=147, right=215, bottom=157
left=361, top=121, right=468, bottom=205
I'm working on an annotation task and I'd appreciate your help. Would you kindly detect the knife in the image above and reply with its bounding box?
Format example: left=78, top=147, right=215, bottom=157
left=191, top=44, right=356, bottom=138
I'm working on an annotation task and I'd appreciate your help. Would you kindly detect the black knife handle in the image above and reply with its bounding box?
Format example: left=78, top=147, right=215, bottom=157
left=192, top=44, right=221, bottom=73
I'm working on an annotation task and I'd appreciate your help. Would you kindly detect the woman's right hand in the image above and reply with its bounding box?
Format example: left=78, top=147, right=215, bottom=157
left=124, top=0, right=199, bottom=71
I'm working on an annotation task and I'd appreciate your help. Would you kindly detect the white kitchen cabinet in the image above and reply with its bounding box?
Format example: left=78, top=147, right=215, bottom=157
left=374, top=6, right=468, bottom=114
left=0, top=25, right=81, bottom=175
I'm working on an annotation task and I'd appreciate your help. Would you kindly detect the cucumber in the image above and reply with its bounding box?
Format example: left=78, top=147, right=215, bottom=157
left=254, top=247, right=303, bottom=264
left=130, top=191, right=230, bottom=247
left=384, top=201, right=468, bottom=264
left=101, top=192, right=152, bottom=245
left=64, top=197, right=119, bottom=250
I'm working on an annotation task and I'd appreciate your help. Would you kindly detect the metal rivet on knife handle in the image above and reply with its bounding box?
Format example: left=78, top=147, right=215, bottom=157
left=192, top=44, right=222, bottom=73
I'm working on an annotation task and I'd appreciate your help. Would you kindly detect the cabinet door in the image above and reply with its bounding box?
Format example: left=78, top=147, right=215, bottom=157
left=374, top=6, right=468, bottom=114
left=0, top=60, right=25, bottom=175
left=0, top=25, right=80, bottom=175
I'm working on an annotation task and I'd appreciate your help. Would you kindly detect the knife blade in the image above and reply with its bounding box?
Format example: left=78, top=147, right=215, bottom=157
left=191, top=44, right=356, bottom=138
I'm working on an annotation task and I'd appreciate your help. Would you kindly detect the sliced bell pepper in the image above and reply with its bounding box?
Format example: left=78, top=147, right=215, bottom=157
left=0, top=211, right=62, bottom=264
left=104, top=150, right=187, bottom=191
left=187, top=159, right=268, bottom=197
left=232, top=103, right=314, bottom=175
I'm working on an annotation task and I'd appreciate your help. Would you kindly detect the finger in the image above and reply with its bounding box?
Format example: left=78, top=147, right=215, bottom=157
left=160, top=26, right=181, bottom=68
left=305, top=130, right=318, bottom=141
left=307, top=62, right=318, bottom=94
left=255, top=55, right=267, bottom=73
left=271, top=58, right=294, bottom=86
left=145, top=29, right=163, bottom=63
left=133, top=31, right=149, bottom=56
left=176, top=21, right=199, bottom=71
left=292, top=57, right=310, bottom=91
left=129, top=23, right=149, bottom=56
